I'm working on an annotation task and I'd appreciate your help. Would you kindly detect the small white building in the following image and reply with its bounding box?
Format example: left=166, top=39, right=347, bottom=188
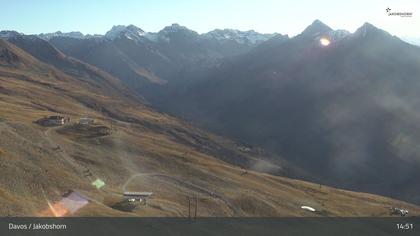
left=123, top=192, right=153, bottom=203
left=79, top=118, right=94, bottom=125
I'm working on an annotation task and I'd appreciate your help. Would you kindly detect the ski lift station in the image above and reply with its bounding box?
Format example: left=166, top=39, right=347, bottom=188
left=123, top=192, right=153, bottom=203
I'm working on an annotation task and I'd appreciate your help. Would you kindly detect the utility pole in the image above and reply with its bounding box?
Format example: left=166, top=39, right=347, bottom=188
left=194, top=197, right=198, bottom=220
left=187, top=196, right=199, bottom=222
left=187, top=196, right=191, bottom=221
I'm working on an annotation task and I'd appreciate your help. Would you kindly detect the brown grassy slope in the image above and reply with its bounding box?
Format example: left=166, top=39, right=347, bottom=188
left=0, top=39, right=419, bottom=217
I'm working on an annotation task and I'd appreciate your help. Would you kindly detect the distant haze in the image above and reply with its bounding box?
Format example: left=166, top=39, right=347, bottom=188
left=0, top=0, right=419, bottom=38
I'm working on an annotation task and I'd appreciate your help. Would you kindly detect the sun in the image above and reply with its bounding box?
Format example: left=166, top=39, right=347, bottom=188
left=320, top=37, right=331, bottom=46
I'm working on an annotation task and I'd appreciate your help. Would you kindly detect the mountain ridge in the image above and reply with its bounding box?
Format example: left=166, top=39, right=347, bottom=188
left=37, top=23, right=279, bottom=45
left=3, top=37, right=417, bottom=217
left=147, top=20, right=420, bottom=205
left=3, top=20, right=420, bottom=209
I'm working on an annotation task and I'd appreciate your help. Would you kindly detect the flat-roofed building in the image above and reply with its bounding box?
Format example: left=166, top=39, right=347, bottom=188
left=37, top=115, right=70, bottom=126
left=123, top=192, right=153, bottom=203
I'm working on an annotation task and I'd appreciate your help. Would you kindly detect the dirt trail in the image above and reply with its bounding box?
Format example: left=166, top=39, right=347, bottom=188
left=122, top=173, right=240, bottom=215
left=43, top=126, right=90, bottom=175
left=43, top=126, right=118, bottom=202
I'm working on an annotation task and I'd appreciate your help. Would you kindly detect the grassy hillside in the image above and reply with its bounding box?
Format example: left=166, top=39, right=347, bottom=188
left=0, top=39, right=419, bottom=217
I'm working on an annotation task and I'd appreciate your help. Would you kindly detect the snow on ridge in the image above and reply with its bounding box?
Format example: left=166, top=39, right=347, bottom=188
left=30, top=23, right=277, bottom=45
left=0, top=30, right=22, bottom=39
left=104, top=25, right=146, bottom=41
left=325, top=29, right=351, bottom=41
left=202, top=29, right=277, bottom=44
left=143, top=32, right=159, bottom=42
left=41, top=32, right=81, bottom=40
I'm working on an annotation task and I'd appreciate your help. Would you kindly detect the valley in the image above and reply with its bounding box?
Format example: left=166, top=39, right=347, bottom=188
left=1, top=19, right=420, bottom=217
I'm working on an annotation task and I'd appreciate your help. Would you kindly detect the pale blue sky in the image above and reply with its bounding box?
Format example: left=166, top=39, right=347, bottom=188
left=1, top=0, right=419, bottom=37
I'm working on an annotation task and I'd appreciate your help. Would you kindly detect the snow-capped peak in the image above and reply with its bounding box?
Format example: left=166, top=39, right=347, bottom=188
left=105, top=25, right=146, bottom=41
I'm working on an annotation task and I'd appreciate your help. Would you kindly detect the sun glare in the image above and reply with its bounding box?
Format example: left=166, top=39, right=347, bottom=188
left=320, top=37, right=331, bottom=46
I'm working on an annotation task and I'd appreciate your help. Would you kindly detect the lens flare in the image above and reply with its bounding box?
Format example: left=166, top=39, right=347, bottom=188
left=47, top=201, right=70, bottom=217
left=92, top=179, right=106, bottom=189
left=39, top=190, right=89, bottom=217
left=320, top=37, right=331, bottom=46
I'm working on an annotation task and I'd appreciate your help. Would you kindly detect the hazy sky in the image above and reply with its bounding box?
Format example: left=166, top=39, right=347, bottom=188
left=1, top=0, right=419, bottom=37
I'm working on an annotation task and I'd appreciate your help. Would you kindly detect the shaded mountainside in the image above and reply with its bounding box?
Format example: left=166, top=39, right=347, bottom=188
left=43, top=24, right=281, bottom=96
left=1, top=38, right=419, bottom=217
left=155, top=21, right=420, bottom=205
left=3, top=34, right=145, bottom=103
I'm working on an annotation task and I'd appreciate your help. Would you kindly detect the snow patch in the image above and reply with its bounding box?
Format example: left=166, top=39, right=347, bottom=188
left=105, top=25, right=146, bottom=41
left=202, top=29, right=277, bottom=44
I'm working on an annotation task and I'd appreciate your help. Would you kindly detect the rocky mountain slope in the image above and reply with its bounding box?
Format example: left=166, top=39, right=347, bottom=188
left=1, top=37, right=419, bottom=217
left=156, top=20, right=420, bottom=205
left=35, top=24, right=280, bottom=96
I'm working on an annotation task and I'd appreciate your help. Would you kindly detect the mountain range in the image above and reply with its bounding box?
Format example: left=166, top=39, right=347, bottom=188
left=1, top=20, right=420, bottom=216
left=154, top=20, right=420, bottom=204
left=152, top=20, right=420, bottom=204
